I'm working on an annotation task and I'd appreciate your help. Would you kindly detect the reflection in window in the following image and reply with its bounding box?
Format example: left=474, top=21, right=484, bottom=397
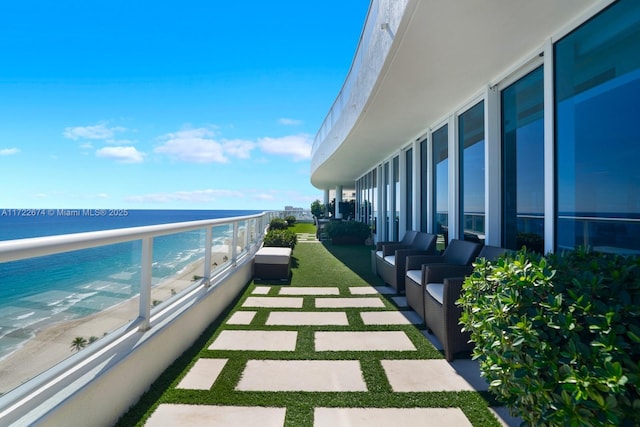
left=405, top=148, right=413, bottom=231
left=459, top=102, right=485, bottom=243
left=432, top=125, right=449, bottom=247
left=420, top=140, right=428, bottom=232
left=502, top=67, right=544, bottom=253
left=393, top=156, right=400, bottom=240
left=383, top=162, right=390, bottom=241
left=555, top=0, right=640, bottom=254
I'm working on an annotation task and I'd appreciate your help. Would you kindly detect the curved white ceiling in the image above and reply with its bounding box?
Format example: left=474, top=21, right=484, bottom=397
left=311, top=0, right=603, bottom=189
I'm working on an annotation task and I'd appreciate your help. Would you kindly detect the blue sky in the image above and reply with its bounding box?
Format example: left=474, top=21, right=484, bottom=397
left=0, top=1, right=369, bottom=210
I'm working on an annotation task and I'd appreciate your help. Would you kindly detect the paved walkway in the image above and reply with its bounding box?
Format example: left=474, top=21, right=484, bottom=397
left=144, top=235, right=520, bottom=426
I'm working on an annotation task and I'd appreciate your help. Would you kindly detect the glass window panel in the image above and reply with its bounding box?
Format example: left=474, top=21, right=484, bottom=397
left=405, top=148, right=413, bottom=230
left=432, top=125, right=449, bottom=248
left=420, top=139, right=428, bottom=232
left=393, top=155, right=400, bottom=240
left=459, top=101, right=485, bottom=243
left=555, top=0, right=640, bottom=254
left=502, top=66, right=545, bottom=253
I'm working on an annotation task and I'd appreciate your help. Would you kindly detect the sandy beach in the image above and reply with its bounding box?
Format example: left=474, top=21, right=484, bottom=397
left=0, top=251, right=230, bottom=395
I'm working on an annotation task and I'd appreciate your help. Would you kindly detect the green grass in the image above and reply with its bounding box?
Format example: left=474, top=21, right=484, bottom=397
left=289, top=222, right=316, bottom=234
left=115, top=242, right=502, bottom=427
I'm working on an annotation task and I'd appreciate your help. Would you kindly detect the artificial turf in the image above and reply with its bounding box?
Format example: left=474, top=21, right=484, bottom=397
left=115, top=226, right=502, bottom=427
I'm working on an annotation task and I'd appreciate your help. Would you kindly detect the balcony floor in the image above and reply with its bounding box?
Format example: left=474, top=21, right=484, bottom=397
left=117, top=235, right=520, bottom=427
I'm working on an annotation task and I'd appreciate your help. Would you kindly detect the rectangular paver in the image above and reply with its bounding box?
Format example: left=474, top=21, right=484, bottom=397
left=349, top=286, right=396, bottom=295
left=360, top=310, right=422, bottom=325
left=252, top=286, right=272, bottom=295
left=176, top=358, right=227, bottom=390
left=242, top=296, right=303, bottom=308
left=146, top=404, right=286, bottom=427
left=279, top=287, right=339, bottom=295
left=209, top=330, right=297, bottom=351
left=266, top=311, right=348, bottom=326
left=391, top=296, right=408, bottom=307
left=236, top=360, right=367, bottom=392
left=315, top=331, right=416, bottom=351
left=315, top=297, right=385, bottom=308
left=314, top=408, right=472, bottom=427
left=226, top=311, right=257, bottom=325
left=381, top=359, right=478, bottom=391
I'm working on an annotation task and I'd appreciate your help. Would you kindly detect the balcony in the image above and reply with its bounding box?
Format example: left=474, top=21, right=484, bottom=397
left=115, top=226, right=518, bottom=427
left=0, top=218, right=519, bottom=426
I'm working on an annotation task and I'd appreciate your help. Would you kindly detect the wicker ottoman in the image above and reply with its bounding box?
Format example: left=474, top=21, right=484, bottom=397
left=253, top=247, right=292, bottom=280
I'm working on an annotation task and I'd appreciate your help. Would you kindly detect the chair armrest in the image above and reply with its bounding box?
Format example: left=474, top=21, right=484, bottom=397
left=443, top=277, right=466, bottom=313
left=405, top=255, right=445, bottom=271
left=376, top=240, right=398, bottom=250
left=394, top=250, right=435, bottom=275
left=422, top=264, right=474, bottom=284
left=382, top=243, right=411, bottom=256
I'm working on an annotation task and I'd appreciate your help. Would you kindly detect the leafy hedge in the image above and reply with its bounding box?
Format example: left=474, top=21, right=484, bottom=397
left=269, top=218, right=288, bottom=230
left=323, top=220, right=371, bottom=239
left=263, top=229, right=297, bottom=249
left=284, top=215, right=297, bottom=226
left=458, top=248, right=640, bottom=426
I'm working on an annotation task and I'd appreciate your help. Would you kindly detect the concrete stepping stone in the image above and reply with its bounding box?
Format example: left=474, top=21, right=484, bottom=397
left=252, top=286, right=271, bottom=295
left=360, top=310, right=422, bottom=325
left=391, top=296, right=408, bottom=307
left=176, top=358, right=227, bottom=390
left=348, top=286, right=396, bottom=295
left=315, top=297, right=384, bottom=308
left=381, top=359, right=479, bottom=391
left=266, top=311, right=349, bottom=326
left=209, top=330, right=297, bottom=351
left=236, top=360, right=366, bottom=392
left=315, top=331, right=416, bottom=351
left=146, top=404, right=286, bottom=427
left=314, top=407, right=472, bottom=427
left=279, top=287, right=339, bottom=295
left=242, top=296, right=303, bottom=308
left=226, top=311, right=257, bottom=325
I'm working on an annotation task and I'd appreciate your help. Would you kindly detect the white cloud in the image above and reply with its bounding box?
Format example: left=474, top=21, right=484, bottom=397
left=155, top=128, right=255, bottom=163
left=278, top=118, right=302, bottom=126
left=258, top=134, right=312, bottom=161
left=125, top=189, right=244, bottom=204
left=96, top=146, right=145, bottom=163
left=0, top=148, right=20, bottom=156
left=63, top=123, right=127, bottom=141
left=222, top=139, right=255, bottom=159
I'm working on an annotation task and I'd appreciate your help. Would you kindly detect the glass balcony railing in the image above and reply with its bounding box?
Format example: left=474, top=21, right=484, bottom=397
left=0, top=211, right=281, bottom=396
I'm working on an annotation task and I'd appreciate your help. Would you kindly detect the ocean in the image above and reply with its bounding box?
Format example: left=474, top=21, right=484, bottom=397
left=0, top=209, right=261, bottom=360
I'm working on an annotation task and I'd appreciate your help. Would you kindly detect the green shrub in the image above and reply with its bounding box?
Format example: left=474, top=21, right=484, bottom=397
left=284, top=215, right=297, bottom=226
left=458, top=248, right=640, bottom=426
left=323, top=220, right=371, bottom=239
left=269, top=218, right=288, bottom=230
left=263, top=229, right=297, bottom=249
left=310, top=199, right=324, bottom=218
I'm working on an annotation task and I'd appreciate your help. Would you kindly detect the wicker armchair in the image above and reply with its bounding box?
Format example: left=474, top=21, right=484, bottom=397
left=372, top=231, right=417, bottom=274
left=376, top=232, right=436, bottom=293
left=424, top=245, right=508, bottom=361
left=404, top=239, right=482, bottom=318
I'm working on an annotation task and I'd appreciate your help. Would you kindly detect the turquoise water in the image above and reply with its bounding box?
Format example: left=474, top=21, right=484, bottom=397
left=0, top=209, right=260, bottom=359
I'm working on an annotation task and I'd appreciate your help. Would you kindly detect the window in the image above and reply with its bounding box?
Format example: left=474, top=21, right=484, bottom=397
left=405, top=148, right=413, bottom=230
left=393, top=155, right=400, bottom=240
left=420, top=139, right=429, bottom=232
left=555, top=0, right=640, bottom=253
left=432, top=125, right=449, bottom=246
left=502, top=67, right=544, bottom=253
left=459, top=101, right=485, bottom=243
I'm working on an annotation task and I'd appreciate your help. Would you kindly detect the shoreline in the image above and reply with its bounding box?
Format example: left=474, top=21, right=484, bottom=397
left=0, top=254, right=223, bottom=394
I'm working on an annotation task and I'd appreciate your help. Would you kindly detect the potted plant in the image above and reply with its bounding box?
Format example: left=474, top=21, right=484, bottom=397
left=323, top=220, right=371, bottom=245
